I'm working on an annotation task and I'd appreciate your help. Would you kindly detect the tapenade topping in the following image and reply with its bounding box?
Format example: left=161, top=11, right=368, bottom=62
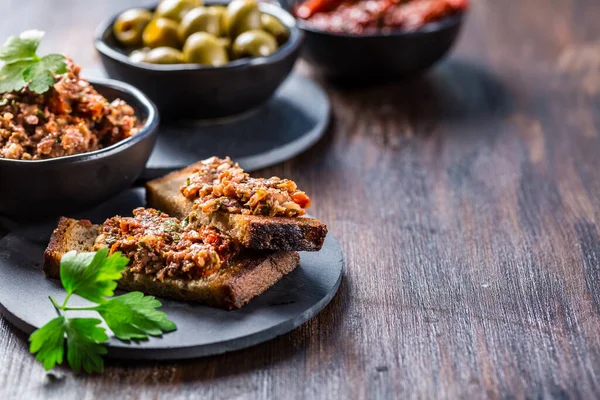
left=94, top=208, right=238, bottom=281
left=180, top=156, right=311, bottom=218
left=0, top=58, right=138, bottom=160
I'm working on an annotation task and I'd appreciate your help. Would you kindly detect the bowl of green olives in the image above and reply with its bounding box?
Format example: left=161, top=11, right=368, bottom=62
left=95, top=0, right=303, bottom=119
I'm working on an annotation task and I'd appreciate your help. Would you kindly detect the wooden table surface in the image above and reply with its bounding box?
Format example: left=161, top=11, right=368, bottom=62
left=2, top=0, right=600, bottom=398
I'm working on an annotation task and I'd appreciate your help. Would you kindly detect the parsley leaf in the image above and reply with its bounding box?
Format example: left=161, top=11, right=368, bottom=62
left=24, top=54, right=67, bottom=93
left=30, top=249, right=177, bottom=373
left=0, top=60, right=29, bottom=92
left=95, top=292, right=177, bottom=340
left=29, top=316, right=67, bottom=371
left=0, top=30, right=43, bottom=64
left=60, top=248, right=129, bottom=303
left=65, top=318, right=109, bottom=374
left=30, top=316, right=109, bottom=373
left=0, top=30, right=66, bottom=94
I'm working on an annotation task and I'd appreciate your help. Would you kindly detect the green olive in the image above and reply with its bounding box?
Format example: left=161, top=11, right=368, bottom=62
left=129, top=48, right=151, bottom=62
left=260, top=13, right=289, bottom=45
left=155, top=0, right=199, bottom=22
left=183, top=32, right=229, bottom=66
left=216, top=37, right=231, bottom=48
left=178, top=7, right=222, bottom=41
left=232, top=29, right=277, bottom=59
left=142, top=18, right=180, bottom=48
left=218, top=37, right=235, bottom=60
left=144, top=47, right=184, bottom=64
left=224, top=0, right=261, bottom=38
left=113, top=9, right=153, bottom=47
left=208, top=5, right=227, bottom=28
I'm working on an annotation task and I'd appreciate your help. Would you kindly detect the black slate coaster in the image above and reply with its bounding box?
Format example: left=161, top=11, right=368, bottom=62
left=0, top=189, right=343, bottom=360
left=143, top=74, right=330, bottom=179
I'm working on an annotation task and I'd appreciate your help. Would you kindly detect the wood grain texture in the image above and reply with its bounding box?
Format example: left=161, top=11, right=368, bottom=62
left=1, top=0, right=600, bottom=398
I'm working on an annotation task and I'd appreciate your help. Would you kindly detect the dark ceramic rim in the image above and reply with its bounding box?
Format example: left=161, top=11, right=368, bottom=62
left=0, top=78, right=159, bottom=165
left=295, top=10, right=465, bottom=38
left=94, top=1, right=303, bottom=72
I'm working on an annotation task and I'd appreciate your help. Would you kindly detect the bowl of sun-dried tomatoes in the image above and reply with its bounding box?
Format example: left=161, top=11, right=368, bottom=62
left=282, top=0, right=469, bottom=79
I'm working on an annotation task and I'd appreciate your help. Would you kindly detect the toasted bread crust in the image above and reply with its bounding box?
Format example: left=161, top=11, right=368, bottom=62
left=146, top=161, right=328, bottom=251
left=192, top=212, right=327, bottom=251
left=117, top=251, right=299, bottom=309
left=42, top=217, right=98, bottom=278
left=146, top=163, right=195, bottom=217
left=43, top=218, right=299, bottom=310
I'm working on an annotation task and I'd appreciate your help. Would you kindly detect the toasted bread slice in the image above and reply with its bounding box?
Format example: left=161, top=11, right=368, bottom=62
left=146, top=162, right=328, bottom=251
left=43, top=217, right=300, bottom=310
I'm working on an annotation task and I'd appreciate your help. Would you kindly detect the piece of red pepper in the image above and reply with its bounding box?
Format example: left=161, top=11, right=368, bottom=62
left=295, top=0, right=346, bottom=18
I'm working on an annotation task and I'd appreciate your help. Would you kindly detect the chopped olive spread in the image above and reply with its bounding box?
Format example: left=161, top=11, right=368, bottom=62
left=94, top=208, right=238, bottom=281
left=180, top=156, right=311, bottom=218
left=0, top=59, right=138, bottom=160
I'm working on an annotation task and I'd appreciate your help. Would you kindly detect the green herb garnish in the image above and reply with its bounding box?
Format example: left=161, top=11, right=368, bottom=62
left=261, top=205, right=271, bottom=216
left=181, top=215, right=190, bottom=228
left=0, top=30, right=66, bottom=94
left=163, top=219, right=180, bottom=232
left=29, top=249, right=177, bottom=374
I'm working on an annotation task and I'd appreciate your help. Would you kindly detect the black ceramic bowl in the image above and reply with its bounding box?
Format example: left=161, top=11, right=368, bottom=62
left=95, top=1, right=303, bottom=120
left=0, top=79, right=159, bottom=219
left=279, top=0, right=465, bottom=80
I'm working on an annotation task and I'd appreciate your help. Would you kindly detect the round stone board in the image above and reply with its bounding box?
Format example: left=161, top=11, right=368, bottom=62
left=0, top=189, right=343, bottom=360
left=143, top=74, right=330, bottom=179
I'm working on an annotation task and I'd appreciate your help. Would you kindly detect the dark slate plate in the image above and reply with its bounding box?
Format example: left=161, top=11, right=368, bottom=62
left=143, top=74, right=330, bottom=179
left=0, top=189, right=343, bottom=360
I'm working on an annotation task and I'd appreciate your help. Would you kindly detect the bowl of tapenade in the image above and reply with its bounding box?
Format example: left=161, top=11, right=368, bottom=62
left=0, top=31, right=159, bottom=218
left=94, top=0, right=303, bottom=119
left=279, top=0, right=468, bottom=79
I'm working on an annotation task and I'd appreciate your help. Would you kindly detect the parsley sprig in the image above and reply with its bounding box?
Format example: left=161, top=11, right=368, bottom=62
left=0, top=30, right=67, bottom=94
left=30, top=248, right=177, bottom=374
